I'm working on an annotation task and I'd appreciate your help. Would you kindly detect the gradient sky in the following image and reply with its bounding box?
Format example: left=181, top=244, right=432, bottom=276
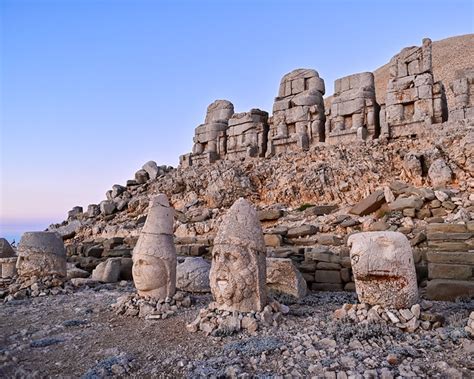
left=1, top=0, right=473, bottom=240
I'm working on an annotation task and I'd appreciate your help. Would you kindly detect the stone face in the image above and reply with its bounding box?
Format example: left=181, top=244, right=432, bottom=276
left=428, top=158, right=452, bottom=187
left=326, top=72, right=379, bottom=144
left=348, top=231, right=418, bottom=309
left=0, top=238, right=16, bottom=258
left=177, top=257, right=211, bottom=293
left=133, top=194, right=177, bottom=300
left=382, top=38, right=447, bottom=138
left=267, top=68, right=326, bottom=156
left=16, top=232, right=67, bottom=278
left=266, top=258, right=307, bottom=299
left=349, top=189, right=386, bottom=216
left=210, top=198, right=267, bottom=312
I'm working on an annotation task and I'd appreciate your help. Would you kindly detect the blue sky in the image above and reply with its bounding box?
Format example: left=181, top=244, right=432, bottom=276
left=1, top=0, right=473, bottom=241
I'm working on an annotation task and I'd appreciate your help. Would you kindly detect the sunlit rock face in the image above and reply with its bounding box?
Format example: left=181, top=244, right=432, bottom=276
left=132, top=194, right=176, bottom=300
left=16, top=232, right=67, bottom=278
left=348, top=231, right=418, bottom=309
left=209, top=198, right=267, bottom=312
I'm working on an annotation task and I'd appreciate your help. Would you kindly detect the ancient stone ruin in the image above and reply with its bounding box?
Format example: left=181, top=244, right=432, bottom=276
left=209, top=198, right=267, bottom=312
left=325, top=72, right=379, bottom=143
left=449, top=68, right=474, bottom=121
left=381, top=38, right=447, bottom=137
left=0, top=238, right=17, bottom=279
left=16, top=232, right=67, bottom=279
left=132, top=194, right=177, bottom=300
left=267, top=68, right=326, bottom=154
left=348, top=231, right=418, bottom=309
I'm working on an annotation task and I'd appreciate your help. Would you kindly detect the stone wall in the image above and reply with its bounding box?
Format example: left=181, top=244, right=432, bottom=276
left=449, top=68, right=474, bottom=121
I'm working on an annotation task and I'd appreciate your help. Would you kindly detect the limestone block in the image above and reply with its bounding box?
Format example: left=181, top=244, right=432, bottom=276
left=17, top=232, right=67, bottom=278
left=426, top=279, right=474, bottom=301
left=177, top=257, right=211, bottom=293
left=266, top=258, right=307, bottom=299
left=91, top=258, right=121, bottom=283
left=349, top=189, right=386, bottom=216
left=0, top=257, right=17, bottom=278
left=210, top=198, right=266, bottom=312
left=348, top=231, right=418, bottom=309
left=86, top=204, right=100, bottom=218
left=142, top=161, right=159, bottom=180
left=204, top=100, right=234, bottom=123
left=285, top=106, right=308, bottom=124
left=133, top=194, right=177, bottom=300
left=315, top=270, right=341, bottom=284
left=428, top=263, right=472, bottom=280
left=100, top=200, right=116, bottom=216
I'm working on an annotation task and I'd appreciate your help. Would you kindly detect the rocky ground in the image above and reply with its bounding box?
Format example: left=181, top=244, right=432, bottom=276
left=1, top=285, right=473, bottom=378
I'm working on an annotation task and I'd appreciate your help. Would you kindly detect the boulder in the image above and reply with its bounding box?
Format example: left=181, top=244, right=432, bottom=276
left=142, top=161, right=160, bottom=180
left=177, top=257, right=211, bottom=293
left=258, top=208, right=283, bottom=221
left=0, top=238, right=15, bottom=258
left=266, top=258, right=307, bottom=299
left=86, top=204, right=100, bottom=218
left=428, top=158, right=452, bottom=188
left=111, top=184, right=126, bottom=198
left=349, top=189, right=386, bottom=216
left=348, top=231, right=418, bottom=309
left=389, top=196, right=424, bottom=210
left=100, top=200, right=116, bottom=216
left=135, top=169, right=149, bottom=184
left=91, top=258, right=121, bottom=283
left=287, top=224, right=318, bottom=238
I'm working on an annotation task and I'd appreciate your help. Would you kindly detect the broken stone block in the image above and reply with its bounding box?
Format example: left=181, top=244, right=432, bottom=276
left=266, top=258, right=307, bottom=300
left=349, top=189, right=386, bottom=216
left=177, top=257, right=211, bottom=293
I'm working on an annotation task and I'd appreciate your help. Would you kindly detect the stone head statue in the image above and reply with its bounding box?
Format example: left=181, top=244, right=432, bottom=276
left=210, top=198, right=267, bottom=312
left=16, top=232, right=67, bottom=278
left=348, top=231, right=418, bottom=309
left=133, top=194, right=176, bottom=300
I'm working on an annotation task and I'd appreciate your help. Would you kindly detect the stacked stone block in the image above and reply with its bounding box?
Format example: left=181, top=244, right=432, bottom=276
left=267, top=69, right=326, bottom=156
left=326, top=72, right=379, bottom=144
left=180, top=100, right=234, bottom=167
left=449, top=68, right=474, bottom=121
left=226, top=109, right=269, bottom=160
left=381, top=38, right=447, bottom=138
left=425, top=222, right=474, bottom=300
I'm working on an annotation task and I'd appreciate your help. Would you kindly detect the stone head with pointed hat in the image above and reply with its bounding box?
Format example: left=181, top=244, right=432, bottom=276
left=210, top=198, right=267, bottom=312
left=132, top=194, right=177, bottom=300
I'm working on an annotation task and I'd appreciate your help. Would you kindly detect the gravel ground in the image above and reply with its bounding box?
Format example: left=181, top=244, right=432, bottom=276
left=1, top=284, right=473, bottom=378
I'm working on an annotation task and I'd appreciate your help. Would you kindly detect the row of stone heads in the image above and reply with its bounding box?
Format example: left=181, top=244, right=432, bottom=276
left=2, top=194, right=420, bottom=313
left=180, top=38, right=473, bottom=167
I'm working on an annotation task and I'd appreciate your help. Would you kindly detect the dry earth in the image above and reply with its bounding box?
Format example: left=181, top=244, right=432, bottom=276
left=1, top=285, right=473, bottom=378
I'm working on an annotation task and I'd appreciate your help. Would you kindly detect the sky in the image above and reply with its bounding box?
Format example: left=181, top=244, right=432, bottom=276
left=1, top=0, right=473, bottom=242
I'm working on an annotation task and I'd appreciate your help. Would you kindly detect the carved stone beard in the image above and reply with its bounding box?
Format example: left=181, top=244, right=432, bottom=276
left=210, top=244, right=258, bottom=311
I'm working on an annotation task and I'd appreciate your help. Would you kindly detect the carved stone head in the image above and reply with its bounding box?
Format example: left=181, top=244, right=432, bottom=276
left=133, top=194, right=176, bottom=300
left=210, top=198, right=266, bottom=312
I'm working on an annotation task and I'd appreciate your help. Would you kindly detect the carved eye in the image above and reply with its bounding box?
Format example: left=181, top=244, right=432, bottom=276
left=352, top=255, right=360, bottom=264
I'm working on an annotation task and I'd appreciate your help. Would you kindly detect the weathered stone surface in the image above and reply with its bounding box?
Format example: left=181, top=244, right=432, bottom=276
left=135, top=169, right=149, bottom=184
left=426, top=279, right=474, bottom=301
left=426, top=251, right=474, bottom=265
left=133, top=194, right=177, bottom=300
left=177, top=257, right=211, bottom=293
left=266, top=258, right=307, bottom=299
left=348, top=231, right=418, bottom=309
left=349, top=189, right=386, bottom=216
left=389, top=196, right=424, bottom=210
left=142, top=161, right=160, bottom=180
left=86, top=204, right=100, bottom=218
left=315, top=270, right=342, bottom=284
left=17, top=232, right=67, bottom=278
left=287, top=224, right=318, bottom=238
left=428, top=263, right=472, bottom=280
left=428, top=158, right=452, bottom=187
left=100, top=200, right=116, bottom=216
left=0, top=257, right=17, bottom=278
left=258, top=208, right=283, bottom=221
left=264, top=234, right=282, bottom=247
left=210, top=198, right=266, bottom=312
left=0, top=238, right=15, bottom=258
left=426, top=223, right=467, bottom=233
left=91, top=258, right=121, bottom=283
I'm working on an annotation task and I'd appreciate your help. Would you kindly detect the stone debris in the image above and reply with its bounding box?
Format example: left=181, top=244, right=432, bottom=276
left=186, top=299, right=289, bottom=336
left=333, top=302, right=445, bottom=333
left=266, top=257, right=307, bottom=300
left=113, top=291, right=192, bottom=319
left=348, top=232, right=418, bottom=309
